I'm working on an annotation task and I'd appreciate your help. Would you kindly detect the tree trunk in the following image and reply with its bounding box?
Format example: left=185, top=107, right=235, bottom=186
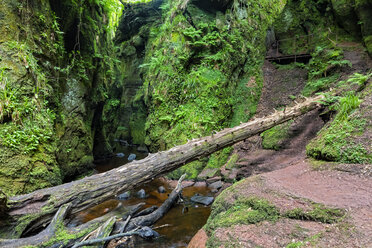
left=0, top=95, right=323, bottom=238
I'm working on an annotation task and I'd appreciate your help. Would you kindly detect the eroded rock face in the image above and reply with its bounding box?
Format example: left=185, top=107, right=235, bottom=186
left=0, top=0, right=117, bottom=195
left=103, top=0, right=165, bottom=147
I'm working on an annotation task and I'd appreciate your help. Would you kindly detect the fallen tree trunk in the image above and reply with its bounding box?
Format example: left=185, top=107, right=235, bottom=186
left=0, top=174, right=186, bottom=247
left=1, top=95, right=323, bottom=238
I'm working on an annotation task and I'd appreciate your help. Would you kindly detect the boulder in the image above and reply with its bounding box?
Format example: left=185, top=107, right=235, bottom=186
left=188, top=229, right=207, bottom=248
left=116, top=153, right=125, bottom=158
left=191, top=194, right=214, bottom=206
left=118, top=191, right=130, bottom=200
left=197, top=168, right=219, bottom=180
left=208, top=180, right=223, bottom=190
left=158, top=186, right=166, bottom=193
left=128, top=153, right=137, bottom=161
left=136, top=189, right=147, bottom=199
left=137, top=226, right=160, bottom=240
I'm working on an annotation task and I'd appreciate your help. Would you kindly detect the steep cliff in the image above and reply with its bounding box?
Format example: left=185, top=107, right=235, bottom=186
left=0, top=0, right=120, bottom=195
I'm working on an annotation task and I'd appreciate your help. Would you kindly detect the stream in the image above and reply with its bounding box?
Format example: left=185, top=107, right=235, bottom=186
left=70, top=146, right=212, bottom=248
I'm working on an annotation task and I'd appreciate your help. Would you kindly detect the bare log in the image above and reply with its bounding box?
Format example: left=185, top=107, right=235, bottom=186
left=1, top=95, right=323, bottom=238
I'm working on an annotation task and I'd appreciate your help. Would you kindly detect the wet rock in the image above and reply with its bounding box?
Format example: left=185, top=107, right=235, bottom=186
left=137, top=145, right=149, bottom=153
left=158, top=186, right=166, bottom=193
left=197, top=168, right=219, bottom=180
left=168, top=180, right=195, bottom=188
left=118, top=191, right=130, bottom=200
left=206, top=176, right=222, bottom=184
left=128, top=153, right=137, bottom=161
left=209, top=180, right=223, bottom=190
left=137, top=226, right=160, bottom=240
left=191, top=194, right=214, bottom=206
left=116, top=153, right=125, bottom=158
left=136, top=189, right=146, bottom=199
left=194, top=181, right=207, bottom=187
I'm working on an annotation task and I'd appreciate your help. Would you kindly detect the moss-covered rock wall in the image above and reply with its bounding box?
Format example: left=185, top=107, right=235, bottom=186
left=129, top=0, right=288, bottom=178
left=0, top=0, right=119, bottom=195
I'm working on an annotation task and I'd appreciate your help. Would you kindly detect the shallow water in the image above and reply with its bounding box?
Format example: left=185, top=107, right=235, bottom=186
left=72, top=147, right=212, bottom=247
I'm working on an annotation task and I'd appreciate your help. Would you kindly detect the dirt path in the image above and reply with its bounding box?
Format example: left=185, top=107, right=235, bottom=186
left=189, top=49, right=372, bottom=247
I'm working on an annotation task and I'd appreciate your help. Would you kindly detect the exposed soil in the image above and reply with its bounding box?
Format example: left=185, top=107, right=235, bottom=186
left=203, top=160, right=372, bottom=247
left=189, top=49, right=372, bottom=247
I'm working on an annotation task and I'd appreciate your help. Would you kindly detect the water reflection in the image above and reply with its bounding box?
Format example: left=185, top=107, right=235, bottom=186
left=72, top=148, right=212, bottom=248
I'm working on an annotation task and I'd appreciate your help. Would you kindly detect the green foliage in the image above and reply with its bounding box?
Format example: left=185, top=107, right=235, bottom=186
left=0, top=68, right=56, bottom=154
left=308, top=46, right=351, bottom=80
left=301, top=45, right=353, bottom=96
left=331, top=92, right=361, bottom=121
left=346, top=72, right=372, bottom=87
left=142, top=0, right=286, bottom=153
left=307, top=92, right=371, bottom=164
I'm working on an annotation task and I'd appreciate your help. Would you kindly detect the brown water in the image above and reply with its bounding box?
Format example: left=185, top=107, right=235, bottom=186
left=71, top=148, right=212, bottom=247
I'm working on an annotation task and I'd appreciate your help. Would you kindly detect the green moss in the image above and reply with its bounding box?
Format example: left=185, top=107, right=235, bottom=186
left=284, top=204, right=345, bottom=224
left=261, top=121, right=292, bottom=150
left=167, top=160, right=206, bottom=180
left=206, top=147, right=233, bottom=169
left=142, top=0, right=286, bottom=151
left=136, top=0, right=287, bottom=179
left=42, top=221, right=99, bottom=247
left=225, top=153, right=239, bottom=170
left=206, top=197, right=280, bottom=231
left=286, top=232, right=323, bottom=248
left=307, top=93, right=371, bottom=164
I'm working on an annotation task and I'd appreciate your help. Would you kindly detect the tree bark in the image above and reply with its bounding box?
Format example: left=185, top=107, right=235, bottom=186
left=0, top=95, right=323, bottom=238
